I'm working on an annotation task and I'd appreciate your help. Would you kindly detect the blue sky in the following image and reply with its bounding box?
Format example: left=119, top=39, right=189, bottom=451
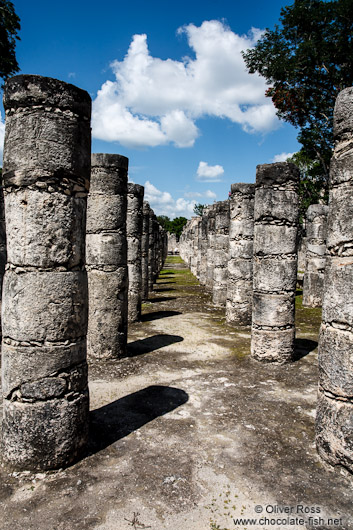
left=0, top=0, right=300, bottom=218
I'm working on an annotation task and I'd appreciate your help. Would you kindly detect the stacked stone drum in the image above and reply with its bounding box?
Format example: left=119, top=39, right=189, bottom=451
left=2, top=75, right=91, bottom=470
left=251, top=162, right=299, bottom=363
left=316, top=87, right=353, bottom=472
left=87, top=154, right=128, bottom=359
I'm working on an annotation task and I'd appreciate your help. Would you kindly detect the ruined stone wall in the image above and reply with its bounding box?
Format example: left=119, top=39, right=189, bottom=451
left=168, top=232, right=178, bottom=253
left=251, top=162, right=299, bottom=363
left=127, top=183, right=144, bottom=322
left=212, top=200, right=230, bottom=307
left=86, top=154, right=128, bottom=359
left=302, top=204, right=328, bottom=308
left=1, top=74, right=91, bottom=470
left=316, top=87, right=353, bottom=472
left=226, top=183, right=255, bottom=325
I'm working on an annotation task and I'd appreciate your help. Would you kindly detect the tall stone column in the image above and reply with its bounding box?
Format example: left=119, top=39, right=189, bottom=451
left=302, top=204, right=328, bottom=307
left=251, top=162, right=299, bottom=363
left=212, top=200, right=230, bottom=307
left=198, top=208, right=209, bottom=286
left=316, top=87, right=353, bottom=472
left=127, top=183, right=144, bottom=322
left=86, top=154, right=128, bottom=359
left=226, top=183, right=255, bottom=325
left=1, top=74, right=91, bottom=470
left=148, top=210, right=155, bottom=292
left=206, top=205, right=216, bottom=291
left=0, top=180, right=6, bottom=341
left=141, top=201, right=150, bottom=301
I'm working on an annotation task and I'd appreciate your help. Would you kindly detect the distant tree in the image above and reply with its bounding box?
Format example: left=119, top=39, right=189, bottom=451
left=156, top=215, right=171, bottom=231
left=193, top=203, right=206, bottom=216
left=242, top=0, right=353, bottom=192
left=0, top=0, right=21, bottom=85
left=169, top=216, right=187, bottom=240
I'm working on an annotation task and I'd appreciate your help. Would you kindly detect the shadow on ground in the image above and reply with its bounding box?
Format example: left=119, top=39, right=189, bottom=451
left=293, top=338, right=318, bottom=361
left=89, top=385, right=189, bottom=453
left=148, top=296, right=177, bottom=303
left=140, top=311, right=181, bottom=322
left=127, top=334, right=183, bottom=356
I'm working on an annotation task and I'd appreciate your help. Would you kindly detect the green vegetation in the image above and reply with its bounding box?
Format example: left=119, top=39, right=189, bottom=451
left=0, top=0, right=21, bottom=85
left=242, top=0, right=353, bottom=213
left=156, top=215, right=187, bottom=239
left=193, top=203, right=206, bottom=216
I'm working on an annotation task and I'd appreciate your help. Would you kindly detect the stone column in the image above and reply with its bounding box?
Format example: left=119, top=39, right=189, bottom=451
left=127, top=183, right=144, bottom=322
left=251, top=162, right=299, bottom=363
left=226, top=183, right=255, bottom=325
left=198, top=208, right=209, bottom=286
left=0, top=180, right=6, bottom=341
left=141, top=201, right=150, bottom=300
left=212, top=200, right=230, bottom=307
left=316, top=87, right=353, bottom=472
left=302, top=204, right=328, bottom=307
left=206, top=205, right=216, bottom=291
left=148, top=210, right=155, bottom=292
left=86, top=154, right=128, bottom=359
left=1, top=74, right=91, bottom=470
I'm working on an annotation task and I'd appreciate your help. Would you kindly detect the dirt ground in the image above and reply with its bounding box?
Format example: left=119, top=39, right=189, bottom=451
left=1, top=256, right=352, bottom=530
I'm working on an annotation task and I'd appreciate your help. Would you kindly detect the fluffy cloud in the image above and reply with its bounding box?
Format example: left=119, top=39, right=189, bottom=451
left=0, top=111, right=5, bottom=165
left=92, top=20, right=279, bottom=148
left=271, top=152, right=295, bottom=163
left=196, top=161, right=224, bottom=181
left=144, top=180, right=196, bottom=218
left=184, top=189, right=217, bottom=200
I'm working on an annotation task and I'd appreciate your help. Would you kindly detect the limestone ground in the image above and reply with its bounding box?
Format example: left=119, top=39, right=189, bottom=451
left=0, top=256, right=352, bottom=530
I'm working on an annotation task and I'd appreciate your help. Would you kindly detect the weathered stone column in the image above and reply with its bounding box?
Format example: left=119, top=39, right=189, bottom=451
left=251, top=162, right=299, bottom=363
left=0, top=180, right=6, bottom=341
left=212, top=200, right=230, bottom=307
left=316, top=87, right=353, bottom=472
left=206, top=205, right=216, bottom=291
left=127, top=183, right=144, bottom=322
left=198, top=208, right=209, bottom=286
left=302, top=204, right=328, bottom=307
left=148, top=210, right=155, bottom=292
left=141, top=201, right=150, bottom=300
left=226, top=183, right=255, bottom=325
left=1, top=74, right=91, bottom=470
left=86, top=154, right=128, bottom=359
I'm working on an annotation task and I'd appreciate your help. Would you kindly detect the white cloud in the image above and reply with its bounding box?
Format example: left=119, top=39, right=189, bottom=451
left=0, top=111, right=5, bottom=166
left=144, top=180, right=196, bottom=218
left=92, top=21, right=279, bottom=149
left=196, top=161, right=224, bottom=181
left=271, top=152, right=295, bottom=163
left=184, top=189, right=217, bottom=200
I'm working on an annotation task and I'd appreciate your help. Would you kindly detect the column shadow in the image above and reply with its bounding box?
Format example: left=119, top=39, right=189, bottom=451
left=89, top=385, right=189, bottom=453
left=127, top=334, right=183, bottom=357
left=148, top=296, right=177, bottom=303
left=140, top=311, right=181, bottom=322
left=293, top=338, right=318, bottom=361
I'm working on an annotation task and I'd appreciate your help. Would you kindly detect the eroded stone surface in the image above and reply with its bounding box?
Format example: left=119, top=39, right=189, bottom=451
left=251, top=162, right=299, bottom=363
left=316, top=87, right=353, bottom=472
left=1, top=74, right=91, bottom=470
left=87, top=153, right=128, bottom=360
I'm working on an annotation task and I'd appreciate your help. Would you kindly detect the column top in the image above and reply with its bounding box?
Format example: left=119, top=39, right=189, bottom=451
left=92, top=153, right=129, bottom=170
left=256, top=162, right=299, bottom=188
left=4, top=74, right=91, bottom=119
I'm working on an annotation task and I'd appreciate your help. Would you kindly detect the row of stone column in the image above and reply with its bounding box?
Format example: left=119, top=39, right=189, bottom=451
left=179, top=165, right=329, bottom=361
left=180, top=86, right=353, bottom=474
left=0, top=74, right=167, bottom=471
